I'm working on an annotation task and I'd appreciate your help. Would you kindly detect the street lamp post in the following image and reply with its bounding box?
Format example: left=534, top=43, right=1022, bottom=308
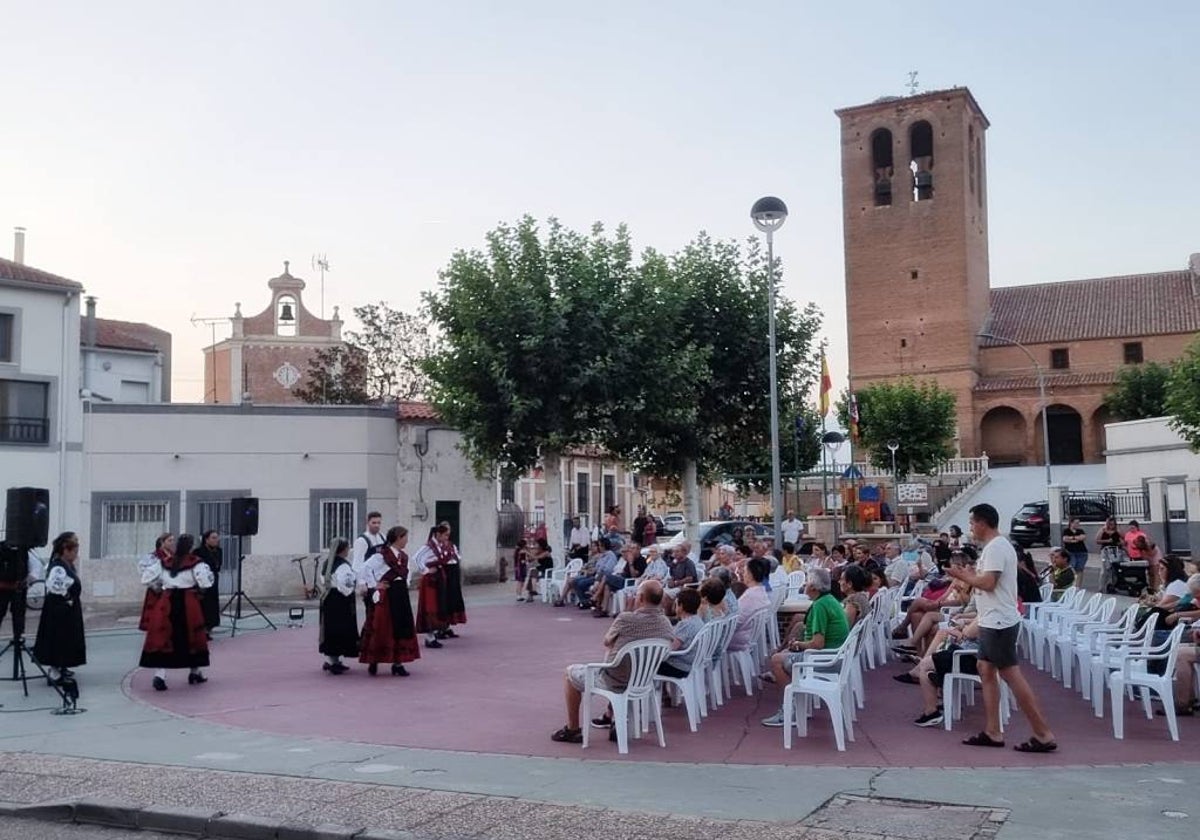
left=978, top=332, right=1052, bottom=487
left=751, top=196, right=788, bottom=544
left=824, top=431, right=845, bottom=540
left=886, top=440, right=899, bottom=531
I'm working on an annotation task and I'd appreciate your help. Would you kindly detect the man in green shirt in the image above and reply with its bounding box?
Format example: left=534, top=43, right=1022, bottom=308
left=761, top=567, right=851, bottom=727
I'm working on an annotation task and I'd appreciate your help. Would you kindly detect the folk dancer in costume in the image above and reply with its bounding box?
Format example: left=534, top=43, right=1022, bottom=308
left=352, top=511, right=385, bottom=624
left=319, top=538, right=359, bottom=674
left=139, top=533, right=214, bottom=691
left=33, top=532, right=86, bottom=686
left=138, top=533, right=174, bottom=634
left=195, top=529, right=223, bottom=636
left=358, top=526, right=420, bottom=676
left=438, top=521, right=467, bottom=636
left=414, top=525, right=450, bottom=648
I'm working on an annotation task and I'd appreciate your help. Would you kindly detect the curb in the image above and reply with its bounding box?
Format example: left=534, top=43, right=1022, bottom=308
left=5, top=797, right=433, bottom=840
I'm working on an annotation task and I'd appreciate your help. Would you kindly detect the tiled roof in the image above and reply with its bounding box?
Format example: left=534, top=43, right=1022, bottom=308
left=983, top=269, right=1200, bottom=346
left=0, top=256, right=84, bottom=292
left=88, top=318, right=164, bottom=353
left=397, top=401, right=440, bottom=421
left=974, top=370, right=1118, bottom=393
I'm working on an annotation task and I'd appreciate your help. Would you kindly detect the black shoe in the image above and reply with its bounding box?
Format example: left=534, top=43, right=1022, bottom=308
left=591, top=714, right=613, bottom=729
left=609, top=725, right=618, bottom=743
left=914, top=710, right=944, bottom=727
left=188, top=672, right=207, bottom=685
left=330, top=663, right=349, bottom=675
left=391, top=665, right=410, bottom=677
left=434, top=630, right=449, bottom=640
left=368, top=663, right=378, bottom=676
left=443, top=629, right=458, bottom=639
left=322, top=662, right=332, bottom=671
left=152, top=677, right=168, bottom=692
left=425, top=639, right=443, bottom=649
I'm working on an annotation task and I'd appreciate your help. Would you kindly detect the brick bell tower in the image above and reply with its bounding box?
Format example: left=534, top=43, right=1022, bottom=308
left=836, top=87, right=991, bottom=456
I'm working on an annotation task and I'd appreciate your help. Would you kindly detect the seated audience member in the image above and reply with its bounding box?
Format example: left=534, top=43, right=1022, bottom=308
left=578, top=539, right=620, bottom=612
left=551, top=580, right=674, bottom=744
left=1155, top=555, right=1193, bottom=610
left=569, top=541, right=604, bottom=607
left=840, top=564, right=872, bottom=627
left=710, top=566, right=741, bottom=613
left=658, top=588, right=705, bottom=679
left=1042, top=547, right=1076, bottom=597
left=781, top=542, right=801, bottom=574
left=1016, top=549, right=1043, bottom=608
left=1162, top=574, right=1200, bottom=628
left=892, top=547, right=976, bottom=639
left=1170, top=624, right=1200, bottom=717
left=897, top=617, right=981, bottom=728
left=698, top=577, right=730, bottom=621
left=760, top=568, right=850, bottom=726
left=662, top=543, right=699, bottom=614
left=727, top=559, right=771, bottom=652
left=591, top=543, right=638, bottom=617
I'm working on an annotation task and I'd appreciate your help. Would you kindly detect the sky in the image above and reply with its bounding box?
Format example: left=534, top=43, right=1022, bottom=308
left=1, top=1, right=1197, bottom=403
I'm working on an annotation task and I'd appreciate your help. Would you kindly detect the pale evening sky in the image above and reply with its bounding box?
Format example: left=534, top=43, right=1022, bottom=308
left=1, top=1, right=1196, bottom=403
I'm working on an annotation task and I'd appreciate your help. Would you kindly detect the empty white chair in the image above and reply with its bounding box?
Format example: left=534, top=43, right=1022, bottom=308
left=581, top=638, right=672, bottom=755
left=705, top=617, right=737, bottom=710
left=1072, top=603, right=1139, bottom=701
left=786, top=570, right=807, bottom=601
left=1051, top=596, right=1116, bottom=688
left=782, top=623, right=865, bottom=751
left=942, top=647, right=1013, bottom=732
left=1091, top=612, right=1159, bottom=718
left=543, top=557, right=583, bottom=605
left=726, top=609, right=771, bottom=696
left=1109, top=623, right=1187, bottom=741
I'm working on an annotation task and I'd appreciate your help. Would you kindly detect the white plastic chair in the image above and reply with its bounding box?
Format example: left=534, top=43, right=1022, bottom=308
left=942, top=647, right=1013, bottom=732
left=726, top=609, right=771, bottom=696
left=1071, top=603, right=1139, bottom=702
left=1108, top=623, right=1187, bottom=741
left=766, top=584, right=788, bottom=652
left=705, top=616, right=737, bottom=710
left=786, top=571, right=806, bottom=601
left=1050, top=595, right=1116, bottom=688
left=654, top=624, right=717, bottom=733
left=1028, top=586, right=1085, bottom=669
left=782, top=623, right=864, bottom=751
left=609, top=577, right=638, bottom=615
left=581, top=638, right=672, bottom=755
left=1091, top=612, right=1159, bottom=718
left=543, top=557, right=583, bottom=605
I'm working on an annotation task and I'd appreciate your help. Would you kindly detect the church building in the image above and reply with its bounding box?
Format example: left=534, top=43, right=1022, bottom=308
left=202, top=262, right=343, bottom=404
left=837, top=87, right=1200, bottom=466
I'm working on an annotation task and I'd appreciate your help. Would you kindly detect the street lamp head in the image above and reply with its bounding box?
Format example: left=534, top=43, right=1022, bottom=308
left=886, top=440, right=900, bottom=453
left=751, top=196, right=788, bottom=234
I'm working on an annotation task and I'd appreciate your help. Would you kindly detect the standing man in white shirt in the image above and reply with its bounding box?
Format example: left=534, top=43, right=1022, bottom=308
left=351, top=512, right=385, bottom=623
left=947, top=503, right=1057, bottom=754
left=780, top=510, right=804, bottom=549
left=567, top=516, right=591, bottom=561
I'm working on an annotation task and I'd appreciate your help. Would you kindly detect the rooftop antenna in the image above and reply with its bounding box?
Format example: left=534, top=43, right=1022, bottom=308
left=312, top=254, right=330, bottom=319
left=906, top=70, right=920, bottom=96
left=190, top=313, right=230, bottom=403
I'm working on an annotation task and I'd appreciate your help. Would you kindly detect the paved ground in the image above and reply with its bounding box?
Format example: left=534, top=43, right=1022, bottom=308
left=0, top=580, right=1194, bottom=839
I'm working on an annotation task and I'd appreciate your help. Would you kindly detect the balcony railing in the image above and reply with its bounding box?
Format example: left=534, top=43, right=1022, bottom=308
left=848, top=455, right=990, bottom=480
left=0, top=417, right=49, bottom=444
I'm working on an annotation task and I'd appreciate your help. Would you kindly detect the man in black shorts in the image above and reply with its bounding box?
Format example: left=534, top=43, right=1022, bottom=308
left=946, top=503, right=1058, bottom=753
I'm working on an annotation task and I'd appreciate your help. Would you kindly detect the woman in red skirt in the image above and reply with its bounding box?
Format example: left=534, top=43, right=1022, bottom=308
left=413, top=525, right=449, bottom=648
left=438, top=521, right=467, bottom=634
left=358, top=526, right=420, bottom=676
left=139, top=533, right=214, bottom=691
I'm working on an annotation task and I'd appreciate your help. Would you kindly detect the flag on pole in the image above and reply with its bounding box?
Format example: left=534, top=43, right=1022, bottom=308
left=849, top=392, right=860, bottom=443
left=819, top=353, right=832, bottom=417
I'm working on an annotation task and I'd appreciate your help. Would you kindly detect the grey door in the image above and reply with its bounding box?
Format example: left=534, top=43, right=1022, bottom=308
left=197, top=500, right=239, bottom=596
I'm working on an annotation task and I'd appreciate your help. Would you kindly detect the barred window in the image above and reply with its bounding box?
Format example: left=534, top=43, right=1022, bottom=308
left=320, top=498, right=357, bottom=548
left=102, top=501, right=169, bottom=557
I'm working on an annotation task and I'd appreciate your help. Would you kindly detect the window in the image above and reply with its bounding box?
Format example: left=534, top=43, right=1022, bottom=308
left=319, top=498, right=357, bottom=549
left=1050, top=348, right=1070, bottom=370
left=1123, top=342, right=1144, bottom=364
left=910, top=269, right=919, bottom=280
left=0, top=313, right=12, bottom=362
left=119, top=380, right=151, bottom=403
left=602, top=473, right=616, bottom=515
left=0, top=379, right=49, bottom=444
left=102, top=500, right=169, bottom=558
left=576, top=472, right=590, bottom=519
left=909, top=120, right=934, bottom=201
left=870, top=128, right=894, bottom=206
left=500, top=476, right=516, bottom=504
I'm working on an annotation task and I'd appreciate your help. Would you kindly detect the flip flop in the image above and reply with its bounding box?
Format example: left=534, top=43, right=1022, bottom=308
left=962, top=732, right=1005, bottom=748
left=1014, top=737, right=1058, bottom=753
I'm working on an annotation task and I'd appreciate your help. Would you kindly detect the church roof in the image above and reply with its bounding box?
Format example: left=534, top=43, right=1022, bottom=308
left=974, top=370, right=1118, bottom=393
left=0, top=256, right=84, bottom=292
left=982, top=269, right=1200, bottom=346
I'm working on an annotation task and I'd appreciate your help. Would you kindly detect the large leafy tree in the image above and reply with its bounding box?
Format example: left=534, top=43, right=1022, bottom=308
left=1104, top=361, right=1170, bottom=421
left=1167, top=340, right=1200, bottom=450
left=294, top=302, right=433, bottom=404
left=836, top=380, right=956, bottom=479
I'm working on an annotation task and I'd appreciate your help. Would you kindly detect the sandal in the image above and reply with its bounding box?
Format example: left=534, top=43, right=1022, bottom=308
left=892, top=673, right=919, bottom=685
left=962, top=732, right=1005, bottom=748
left=1014, top=737, right=1057, bottom=753
left=550, top=726, right=583, bottom=743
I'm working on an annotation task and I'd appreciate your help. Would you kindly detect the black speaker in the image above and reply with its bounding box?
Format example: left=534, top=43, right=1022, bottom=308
left=230, top=496, right=259, bottom=537
left=5, top=487, right=50, bottom=548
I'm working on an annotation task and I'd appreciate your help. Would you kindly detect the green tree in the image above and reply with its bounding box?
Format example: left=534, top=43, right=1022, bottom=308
left=835, top=380, right=956, bottom=479
left=1104, top=361, right=1170, bottom=421
left=1167, top=340, right=1200, bottom=449
left=293, top=345, right=370, bottom=405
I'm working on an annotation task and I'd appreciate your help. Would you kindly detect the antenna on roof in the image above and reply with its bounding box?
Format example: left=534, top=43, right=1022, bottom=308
left=312, top=254, right=330, bottom=319
left=906, top=71, right=920, bottom=96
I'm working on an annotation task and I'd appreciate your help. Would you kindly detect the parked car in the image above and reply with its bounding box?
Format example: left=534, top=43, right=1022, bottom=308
left=644, top=520, right=774, bottom=562
left=662, top=512, right=686, bottom=535
left=1009, top=496, right=1113, bottom=548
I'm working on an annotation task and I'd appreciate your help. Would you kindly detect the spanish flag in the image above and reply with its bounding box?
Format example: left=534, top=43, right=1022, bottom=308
left=819, top=353, right=832, bottom=417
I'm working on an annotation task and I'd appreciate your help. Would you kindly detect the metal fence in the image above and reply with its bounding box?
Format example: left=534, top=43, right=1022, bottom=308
left=1065, top=488, right=1149, bottom=521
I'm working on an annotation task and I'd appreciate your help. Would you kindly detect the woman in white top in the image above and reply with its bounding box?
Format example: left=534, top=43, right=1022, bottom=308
left=318, top=538, right=359, bottom=674
left=139, top=533, right=215, bottom=691
left=32, top=532, right=86, bottom=685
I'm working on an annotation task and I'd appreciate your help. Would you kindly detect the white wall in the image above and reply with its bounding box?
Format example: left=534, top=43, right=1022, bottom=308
left=1105, top=416, right=1200, bottom=487
left=396, top=423, right=498, bottom=583
left=0, top=284, right=83, bottom=540
left=84, top=347, right=162, bottom=403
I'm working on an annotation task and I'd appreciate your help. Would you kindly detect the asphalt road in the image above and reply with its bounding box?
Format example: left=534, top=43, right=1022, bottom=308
left=0, top=820, right=173, bottom=840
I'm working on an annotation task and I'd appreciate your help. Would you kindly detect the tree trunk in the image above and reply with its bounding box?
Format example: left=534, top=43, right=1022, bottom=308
left=543, top=450, right=566, bottom=568
left=683, top=459, right=701, bottom=546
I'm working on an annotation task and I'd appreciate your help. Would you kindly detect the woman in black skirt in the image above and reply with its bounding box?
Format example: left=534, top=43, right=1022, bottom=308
left=139, top=533, right=214, bottom=691
left=319, top=538, right=359, bottom=674
left=33, top=532, right=86, bottom=685
left=438, top=521, right=467, bottom=635
left=195, top=530, right=223, bottom=635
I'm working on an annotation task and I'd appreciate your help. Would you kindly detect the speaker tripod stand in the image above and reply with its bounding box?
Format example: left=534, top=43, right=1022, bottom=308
left=220, top=535, right=276, bottom=637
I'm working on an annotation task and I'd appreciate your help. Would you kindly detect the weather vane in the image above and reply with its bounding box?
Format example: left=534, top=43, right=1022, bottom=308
left=312, top=254, right=331, bottom=319
left=906, top=71, right=920, bottom=96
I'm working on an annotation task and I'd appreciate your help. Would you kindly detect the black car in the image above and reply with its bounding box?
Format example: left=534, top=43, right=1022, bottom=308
left=1009, top=496, right=1113, bottom=548
left=643, top=519, right=775, bottom=562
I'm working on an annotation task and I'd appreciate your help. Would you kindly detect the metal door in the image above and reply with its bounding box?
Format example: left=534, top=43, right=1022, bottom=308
left=1167, top=482, right=1190, bottom=555
left=197, top=500, right=239, bottom=596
